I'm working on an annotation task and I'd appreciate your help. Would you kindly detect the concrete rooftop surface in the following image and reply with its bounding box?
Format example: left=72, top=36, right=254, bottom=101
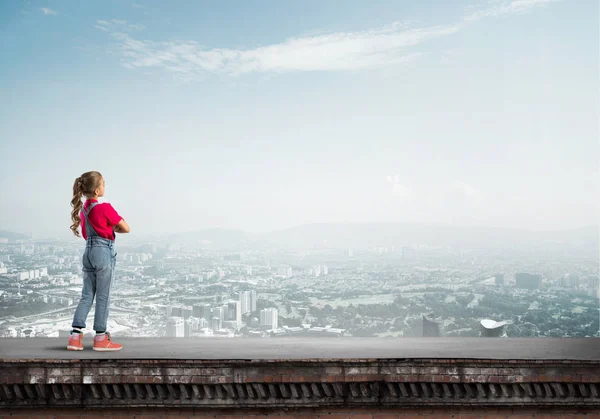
left=0, top=337, right=599, bottom=361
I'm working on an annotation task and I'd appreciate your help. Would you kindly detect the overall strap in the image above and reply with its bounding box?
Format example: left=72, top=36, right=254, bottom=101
left=82, top=202, right=100, bottom=238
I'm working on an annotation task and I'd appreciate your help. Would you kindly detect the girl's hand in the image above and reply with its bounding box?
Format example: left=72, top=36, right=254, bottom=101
left=114, top=219, right=131, bottom=234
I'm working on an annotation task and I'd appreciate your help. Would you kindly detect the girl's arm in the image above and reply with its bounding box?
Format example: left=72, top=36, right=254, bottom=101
left=113, top=219, right=131, bottom=234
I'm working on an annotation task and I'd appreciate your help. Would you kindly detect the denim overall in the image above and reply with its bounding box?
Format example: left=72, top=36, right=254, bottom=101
left=71, top=201, right=117, bottom=332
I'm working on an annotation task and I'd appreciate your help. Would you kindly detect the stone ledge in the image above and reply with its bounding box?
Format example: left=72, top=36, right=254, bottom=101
left=1, top=338, right=599, bottom=409
left=1, top=358, right=599, bottom=409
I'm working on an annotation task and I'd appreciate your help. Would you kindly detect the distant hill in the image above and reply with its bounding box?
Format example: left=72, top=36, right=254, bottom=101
left=0, top=230, right=30, bottom=242
left=167, top=223, right=599, bottom=251
left=261, top=223, right=600, bottom=250
left=168, top=228, right=257, bottom=249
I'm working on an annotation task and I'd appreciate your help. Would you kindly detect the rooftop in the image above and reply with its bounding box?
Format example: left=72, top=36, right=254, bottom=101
left=1, top=338, right=599, bottom=411
left=1, top=337, right=599, bottom=361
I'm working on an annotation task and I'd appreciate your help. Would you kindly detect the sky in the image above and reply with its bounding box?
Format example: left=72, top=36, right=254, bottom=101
left=0, top=0, right=598, bottom=239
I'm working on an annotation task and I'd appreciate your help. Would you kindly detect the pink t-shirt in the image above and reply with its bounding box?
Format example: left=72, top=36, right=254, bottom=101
left=80, top=199, right=123, bottom=241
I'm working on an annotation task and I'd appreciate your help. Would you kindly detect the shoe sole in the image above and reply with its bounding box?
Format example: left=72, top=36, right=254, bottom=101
left=92, top=347, right=123, bottom=351
left=67, top=345, right=83, bottom=351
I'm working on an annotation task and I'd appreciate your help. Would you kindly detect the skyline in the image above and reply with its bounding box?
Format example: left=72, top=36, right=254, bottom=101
left=1, top=0, right=598, bottom=239
left=1, top=222, right=598, bottom=249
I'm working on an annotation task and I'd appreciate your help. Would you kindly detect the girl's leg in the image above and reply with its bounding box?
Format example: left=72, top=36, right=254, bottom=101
left=92, top=248, right=115, bottom=333
left=91, top=246, right=122, bottom=351
left=71, top=250, right=96, bottom=330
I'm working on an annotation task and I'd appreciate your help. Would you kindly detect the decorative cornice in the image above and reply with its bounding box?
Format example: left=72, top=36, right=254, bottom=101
left=2, top=381, right=600, bottom=408
left=1, top=358, right=599, bottom=408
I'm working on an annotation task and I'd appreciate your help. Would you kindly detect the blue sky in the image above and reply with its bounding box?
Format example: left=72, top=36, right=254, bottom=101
left=0, top=0, right=598, bottom=239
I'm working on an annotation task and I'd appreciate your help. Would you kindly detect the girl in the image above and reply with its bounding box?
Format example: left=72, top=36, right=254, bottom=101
left=67, top=171, right=130, bottom=351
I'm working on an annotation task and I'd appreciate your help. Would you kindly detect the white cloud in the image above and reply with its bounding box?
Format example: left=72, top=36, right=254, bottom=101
left=40, top=8, right=57, bottom=16
left=96, top=20, right=458, bottom=77
left=464, top=0, right=562, bottom=22
left=95, top=19, right=145, bottom=32
left=132, top=3, right=145, bottom=9
left=95, top=0, right=564, bottom=79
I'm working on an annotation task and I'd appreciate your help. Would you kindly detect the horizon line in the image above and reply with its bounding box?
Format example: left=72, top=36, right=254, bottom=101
left=3, top=222, right=598, bottom=242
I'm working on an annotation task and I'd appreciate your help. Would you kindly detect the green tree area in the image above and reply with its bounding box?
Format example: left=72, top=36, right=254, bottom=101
left=301, top=290, right=599, bottom=338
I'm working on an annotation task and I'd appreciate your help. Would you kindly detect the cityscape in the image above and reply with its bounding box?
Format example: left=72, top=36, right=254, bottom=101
left=1, top=0, right=598, bottom=343
left=1, top=225, right=598, bottom=340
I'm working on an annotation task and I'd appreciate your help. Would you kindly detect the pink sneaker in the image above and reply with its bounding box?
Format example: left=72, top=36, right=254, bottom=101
left=67, top=332, right=84, bottom=351
left=93, top=331, right=122, bottom=352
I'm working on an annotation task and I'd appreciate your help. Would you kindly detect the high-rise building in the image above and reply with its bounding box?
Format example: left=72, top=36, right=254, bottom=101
left=193, top=303, right=212, bottom=320
left=228, top=300, right=241, bottom=325
left=239, top=291, right=251, bottom=314
left=277, top=266, right=292, bottom=278
left=239, top=290, right=257, bottom=314
left=212, top=307, right=224, bottom=330
left=166, top=317, right=185, bottom=338
left=495, top=274, right=505, bottom=286
left=184, top=317, right=200, bottom=338
left=251, top=290, right=257, bottom=312
left=168, top=306, right=184, bottom=318
left=220, top=304, right=228, bottom=319
left=515, top=273, right=542, bottom=290
left=211, top=317, right=221, bottom=331
left=182, top=306, right=193, bottom=320
left=184, top=318, right=192, bottom=338
left=588, top=276, right=599, bottom=290
left=260, top=308, right=278, bottom=330
left=560, top=274, right=582, bottom=288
